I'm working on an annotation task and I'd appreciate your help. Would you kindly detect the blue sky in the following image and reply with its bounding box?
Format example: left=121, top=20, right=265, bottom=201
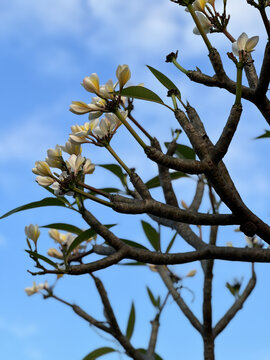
left=1, top=0, right=270, bottom=359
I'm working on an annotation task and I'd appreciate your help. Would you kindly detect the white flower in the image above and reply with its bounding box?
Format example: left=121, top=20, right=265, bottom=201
left=193, top=11, right=212, bottom=35
left=61, top=140, right=82, bottom=156
left=32, top=161, right=52, bottom=177
left=82, top=73, right=100, bottom=94
left=92, top=112, right=124, bottom=140
left=36, top=176, right=55, bottom=186
left=83, top=159, right=95, bottom=174
left=192, top=0, right=207, bottom=11
left=66, top=154, right=85, bottom=174
left=69, top=101, right=101, bottom=115
left=232, top=32, right=259, bottom=57
left=48, top=248, right=64, bottom=259
left=25, top=281, right=48, bottom=296
left=45, top=145, right=63, bottom=169
left=116, top=64, right=131, bottom=89
left=25, top=224, right=40, bottom=244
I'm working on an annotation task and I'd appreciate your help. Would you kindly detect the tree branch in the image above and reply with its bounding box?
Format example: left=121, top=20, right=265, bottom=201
left=157, top=265, right=203, bottom=334
left=213, top=264, right=256, bottom=338
left=91, top=274, right=145, bottom=360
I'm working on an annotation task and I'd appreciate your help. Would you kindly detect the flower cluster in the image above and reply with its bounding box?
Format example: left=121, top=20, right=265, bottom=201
left=25, top=281, right=48, bottom=296
left=33, top=141, right=95, bottom=196
left=70, top=110, right=128, bottom=146
left=232, top=32, right=259, bottom=59
left=70, top=65, right=130, bottom=119
left=48, top=229, right=96, bottom=260
left=69, top=65, right=133, bottom=145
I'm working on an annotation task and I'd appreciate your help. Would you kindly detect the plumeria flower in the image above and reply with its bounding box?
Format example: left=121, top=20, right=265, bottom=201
left=82, top=73, right=100, bottom=94
left=70, top=101, right=103, bottom=115
left=48, top=248, right=64, bottom=259
left=91, top=111, right=127, bottom=141
left=83, top=159, right=95, bottom=174
left=60, top=140, right=82, bottom=156
left=192, top=0, right=207, bottom=11
left=116, top=64, right=131, bottom=89
left=88, top=97, right=108, bottom=120
left=25, top=224, right=40, bottom=245
left=193, top=11, right=212, bottom=34
left=232, top=32, right=259, bottom=57
left=25, top=281, right=48, bottom=296
left=69, top=122, right=96, bottom=144
left=186, top=0, right=214, bottom=12
left=36, top=176, right=55, bottom=187
left=46, top=146, right=64, bottom=169
left=32, top=161, right=53, bottom=177
left=66, top=154, right=85, bottom=175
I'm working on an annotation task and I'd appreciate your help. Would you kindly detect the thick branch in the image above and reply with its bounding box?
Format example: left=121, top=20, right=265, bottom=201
left=152, top=138, right=179, bottom=207
left=145, top=146, right=206, bottom=174
left=212, top=104, right=243, bottom=163
left=112, top=197, right=237, bottom=225
left=255, top=41, right=270, bottom=98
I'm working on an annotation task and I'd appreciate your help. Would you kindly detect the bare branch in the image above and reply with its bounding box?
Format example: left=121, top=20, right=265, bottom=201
left=145, top=146, right=206, bottom=174
left=255, top=42, right=270, bottom=98
left=91, top=274, right=145, bottom=360
left=189, top=177, right=205, bottom=212
left=212, top=104, right=243, bottom=163
left=213, top=265, right=256, bottom=338
left=157, top=265, right=203, bottom=334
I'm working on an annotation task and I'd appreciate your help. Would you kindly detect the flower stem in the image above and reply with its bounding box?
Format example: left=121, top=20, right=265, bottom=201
left=73, top=187, right=113, bottom=207
left=128, top=113, right=154, bottom=142
left=187, top=4, right=213, bottom=52
left=115, top=109, right=147, bottom=149
left=235, top=63, right=243, bottom=105
left=105, top=144, right=132, bottom=176
left=77, top=181, right=110, bottom=198
left=171, top=94, right=178, bottom=110
left=172, top=58, right=188, bottom=75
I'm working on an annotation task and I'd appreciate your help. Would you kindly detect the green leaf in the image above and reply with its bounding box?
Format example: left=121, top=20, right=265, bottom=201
left=147, top=65, right=181, bottom=97
left=100, top=187, right=121, bottom=194
left=255, top=130, right=270, bottom=139
left=137, top=349, right=163, bottom=360
left=41, top=223, right=83, bottom=235
left=82, top=347, right=116, bottom=360
left=25, top=250, right=58, bottom=268
left=141, top=221, right=159, bottom=251
left=65, top=224, right=116, bottom=259
left=120, top=86, right=164, bottom=104
left=165, top=142, right=196, bottom=160
left=146, top=286, right=158, bottom=308
left=145, top=171, right=188, bottom=189
left=165, top=232, right=178, bottom=253
left=98, top=164, right=126, bottom=186
left=126, top=302, right=136, bottom=340
left=0, top=197, right=66, bottom=220
left=120, top=239, right=149, bottom=250
left=119, top=261, right=146, bottom=266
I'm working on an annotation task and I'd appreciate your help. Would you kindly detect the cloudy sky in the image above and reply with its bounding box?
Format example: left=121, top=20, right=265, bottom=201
left=1, top=1, right=270, bottom=359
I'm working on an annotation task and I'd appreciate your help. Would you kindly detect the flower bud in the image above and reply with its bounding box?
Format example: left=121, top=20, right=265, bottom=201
left=25, top=224, right=40, bottom=245
left=116, top=64, right=131, bottom=89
